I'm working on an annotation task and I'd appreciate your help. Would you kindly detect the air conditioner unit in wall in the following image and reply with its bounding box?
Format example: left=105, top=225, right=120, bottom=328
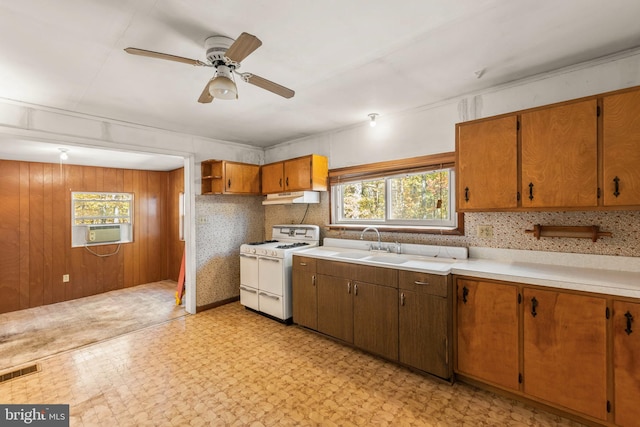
left=86, top=225, right=121, bottom=244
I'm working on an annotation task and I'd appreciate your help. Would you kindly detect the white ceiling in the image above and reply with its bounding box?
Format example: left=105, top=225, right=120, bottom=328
left=1, top=0, right=640, bottom=168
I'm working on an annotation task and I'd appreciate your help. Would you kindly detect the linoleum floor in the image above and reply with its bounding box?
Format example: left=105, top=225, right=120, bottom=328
left=0, top=298, right=584, bottom=426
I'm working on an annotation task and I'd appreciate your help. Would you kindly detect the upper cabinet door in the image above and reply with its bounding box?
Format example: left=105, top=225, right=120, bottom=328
left=224, top=162, right=260, bottom=194
left=521, top=100, right=598, bottom=208
left=284, top=156, right=312, bottom=191
left=457, top=115, right=518, bottom=210
left=603, top=89, right=640, bottom=207
left=261, top=162, right=284, bottom=194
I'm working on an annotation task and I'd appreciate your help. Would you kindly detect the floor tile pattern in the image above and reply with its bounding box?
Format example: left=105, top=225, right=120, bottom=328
left=0, top=281, right=185, bottom=370
left=1, top=299, right=585, bottom=426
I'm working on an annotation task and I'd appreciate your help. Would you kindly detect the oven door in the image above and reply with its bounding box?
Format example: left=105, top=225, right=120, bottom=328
left=258, top=256, right=284, bottom=295
left=240, top=254, right=259, bottom=310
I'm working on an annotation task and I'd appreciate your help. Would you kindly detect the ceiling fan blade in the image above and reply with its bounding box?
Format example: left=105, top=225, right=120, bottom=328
left=124, top=47, right=208, bottom=66
left=244, top=74, right=295, bottom=99
left=224, top=32, right=262, bottom=63
left=198, top=80, right=214, bottom=103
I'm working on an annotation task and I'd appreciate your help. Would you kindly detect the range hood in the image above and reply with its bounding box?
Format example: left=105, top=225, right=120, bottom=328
left=262, top=191, right=320, bottom=205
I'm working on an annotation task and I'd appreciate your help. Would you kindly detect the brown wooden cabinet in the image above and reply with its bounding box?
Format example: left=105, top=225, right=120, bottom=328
left=292, top=256, right=318, bottom=330
left=603, top=89, right=640, bottom=207
left=523, top=287, right=607, bottom=420
left=399, top=271, right=451, bottom=379
left=201, top=160, right=260, bottom=195
left=317, top=274, right=354, bottom=343
left=521, top=99, right=598, bottom=208
left=613, top=300, right=640, bottom=427
left=315, top=259, right=398, bottom=360
left=456, top=86, right=640, bottom=211
left=455, top=278, right=519, bottom=390
left=261, top=154, right=328, bottom=194
left=456, top=115, right=518, bottom=210
left=353, top=281, right=398, bottom=360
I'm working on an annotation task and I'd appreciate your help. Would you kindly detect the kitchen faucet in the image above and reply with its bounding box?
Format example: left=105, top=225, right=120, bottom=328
left=360, top=227, right=383, bottom=251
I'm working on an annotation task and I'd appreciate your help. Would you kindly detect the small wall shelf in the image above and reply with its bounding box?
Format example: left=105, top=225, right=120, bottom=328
left=525, top=224, right=612, bottom=242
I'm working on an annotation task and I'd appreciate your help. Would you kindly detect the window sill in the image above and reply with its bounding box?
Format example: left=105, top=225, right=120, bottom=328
left=327, top=224, right=464, bottom=236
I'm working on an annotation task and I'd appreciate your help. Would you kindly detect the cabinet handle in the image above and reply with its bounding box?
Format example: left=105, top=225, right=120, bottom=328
left=464, top=187, right=469, bottom=202
left=462, top=286, right=469, bottom=304
left=286, top=177, right=289, bottom=187
left=400, top=292, right=405, bottom=306
left=528, top=182, right=534, bottom=201
left=228, top=179, right=231, bottom=188
left=312, top=275, right=316, bottom=286
left=531, top=297, right=538, bottom=317
left=299, top=262, right=307, bottom=266
left=444, top=337, right=449, bottom=365
left=414, top=280, right=430, bottom=286
left=347, top=281, right=351, bottom=294
left=614, top=176, right=620, bottom=198
left=279, top=178, right=282, bottom=188
left=240, top=286, right=257, bottom=294
left=625, top=311, right=634, bottom=335
left=354, top=283, right=358, bottom=296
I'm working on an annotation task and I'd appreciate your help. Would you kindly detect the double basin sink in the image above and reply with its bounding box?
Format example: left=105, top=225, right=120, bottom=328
left=306, top=247, right=457, bottom=273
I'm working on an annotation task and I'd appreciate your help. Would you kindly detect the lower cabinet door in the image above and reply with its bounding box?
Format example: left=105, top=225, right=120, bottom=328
left=613, top=300, right=640, bottom=427
left=399, top=290, right=449, bottom=378
left=317, top=274, right=353, bottom=343
left=523, top=288, right=607, bottom=421
left=353, top=282, right=398, bottom=361
left=292, top=269, right=317, bottom=330
left=456, top=279, right=519, bottom=390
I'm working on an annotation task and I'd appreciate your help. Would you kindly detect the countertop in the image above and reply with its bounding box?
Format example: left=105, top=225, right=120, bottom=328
left=296, top=245, right=640, bottom=299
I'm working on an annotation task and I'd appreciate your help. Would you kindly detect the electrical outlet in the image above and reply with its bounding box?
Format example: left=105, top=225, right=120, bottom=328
left=197, top=216, right=209, bottom=224
left=477, top=225, right=494, bottom=238
left=62, top=274, right=70, bottom=283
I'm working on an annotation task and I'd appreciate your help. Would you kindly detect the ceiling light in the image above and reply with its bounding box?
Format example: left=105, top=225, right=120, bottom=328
left=209, top=65, right=238, bottom=100
left=368, top=113, right=379, bottom=127
left=58, top=148, right=69, bottom=160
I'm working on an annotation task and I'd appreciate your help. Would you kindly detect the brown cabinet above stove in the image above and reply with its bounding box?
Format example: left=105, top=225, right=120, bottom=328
left=261, top=154, right=328, bottom=195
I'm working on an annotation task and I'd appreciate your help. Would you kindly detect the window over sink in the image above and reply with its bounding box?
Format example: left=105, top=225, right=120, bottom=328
left=329, top=153, right=460, bottom=232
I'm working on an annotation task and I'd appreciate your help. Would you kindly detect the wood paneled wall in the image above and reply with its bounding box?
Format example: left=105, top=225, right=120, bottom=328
left=0, top=160, right=184, bottom=314
left=166, top=168, right=185, bottom=281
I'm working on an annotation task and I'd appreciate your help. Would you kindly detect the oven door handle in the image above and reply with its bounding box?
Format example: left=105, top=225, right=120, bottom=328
left=259, top=257, right=281, bottom=262
left=259, top=292, right=280, bottom=300
left=240, top=286, right=257, bottom=294
left=240, top=254, right=257, bottom=259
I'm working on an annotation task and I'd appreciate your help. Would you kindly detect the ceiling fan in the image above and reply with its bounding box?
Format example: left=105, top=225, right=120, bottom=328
left=124, top=32, right=294, bottom=103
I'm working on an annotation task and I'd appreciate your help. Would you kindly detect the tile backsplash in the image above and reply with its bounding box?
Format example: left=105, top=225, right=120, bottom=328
left=265, top=193, right=640, bottom=257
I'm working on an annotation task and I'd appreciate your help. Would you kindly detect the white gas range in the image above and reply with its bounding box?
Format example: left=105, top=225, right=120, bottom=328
left=239, top=224, right=320, bottom=322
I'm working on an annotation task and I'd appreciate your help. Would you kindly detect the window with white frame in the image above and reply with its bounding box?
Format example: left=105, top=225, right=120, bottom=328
left=332, top=167, right=456, bottom=228
left=71, top=192, right=134, bottom=247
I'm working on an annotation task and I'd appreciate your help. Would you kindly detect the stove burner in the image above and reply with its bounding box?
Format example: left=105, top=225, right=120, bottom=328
left=247, top=240, right=278, bottom=245
left=276, top=242, right=309, bottom=249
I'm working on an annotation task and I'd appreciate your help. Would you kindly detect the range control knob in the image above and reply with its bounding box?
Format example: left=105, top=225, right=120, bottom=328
left=251, top=248, right=257, bottom=254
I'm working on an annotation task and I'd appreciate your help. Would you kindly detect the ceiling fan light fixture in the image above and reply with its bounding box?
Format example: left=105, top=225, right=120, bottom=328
left=209, top=65, right=238, bottom=100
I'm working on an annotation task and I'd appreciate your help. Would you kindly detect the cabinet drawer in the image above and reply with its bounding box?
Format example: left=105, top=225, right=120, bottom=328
left=292, top=256, right=317, bottom=272
left=317, top=259, right=356, bottom=278
left=399, top=271, right=447, bottom=297
left=354, top=264, right=398, bottom=288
